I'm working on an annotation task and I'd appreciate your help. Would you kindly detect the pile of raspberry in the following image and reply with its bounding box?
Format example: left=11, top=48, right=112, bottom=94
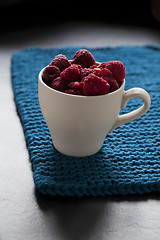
left=42, top=49, right=125, bottom=96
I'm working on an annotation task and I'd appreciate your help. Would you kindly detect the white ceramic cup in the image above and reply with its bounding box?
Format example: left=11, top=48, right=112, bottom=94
left=38, top=64, right=151, bottom=157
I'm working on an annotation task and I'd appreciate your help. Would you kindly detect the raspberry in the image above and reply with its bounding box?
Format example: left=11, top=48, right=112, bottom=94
left=42, top=65, right=60, bottom=85
left=90, top=64, right=98, bottom=69
left=50, top=77, right=67, bottom=92
left=65, top=89, right=83, bottom=95
left=72, top=49, right=95, bottom=68
left=81, top=67, right=101, bottom=80
left=49, top=54, right=71, bottom=71
left=61, top=64, right=81, bottom=83
left=76, top=64, right=83, bottom=71
left=43, top=49, right=125, bottom=96
left=98, top=68, right=113, bottom=78
left=105, top=61, right=125, bottom=84
left=68, top=81, right=84, bottom=90
left=83, top=73, right=110, bottom=96
left=98, top=62, right=109, bottom=69
left=81, top=68, right=94, bottom=79
left=93, top=68, right=101, bottom=75
left=106, top=77, right=119, bottom=93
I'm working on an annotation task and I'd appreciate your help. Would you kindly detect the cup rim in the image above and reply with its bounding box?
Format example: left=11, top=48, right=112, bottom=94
left=39, top=63, right=125, bottom=99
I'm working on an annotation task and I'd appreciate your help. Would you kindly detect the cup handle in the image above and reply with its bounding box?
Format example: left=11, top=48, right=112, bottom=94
left=110, top=88, right=151, bottom=132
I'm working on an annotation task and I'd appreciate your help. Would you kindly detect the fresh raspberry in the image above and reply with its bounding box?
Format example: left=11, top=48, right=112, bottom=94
left=105, top=61, right=125, bottom=84
left=90, top=64, right=98, bottom=69
left=76, top=64, right=83, bottom=71
left=106, top=77, right=119, bottom=93
left=81, top=68, right=94, bottom=79
left=93, top=68, right=101, bottom=75
left=68, top=81, right=84, bottom=90
left=44, top=50, right=125, bottom=96
left=49, top=54, right=71, bottom=71
left=83, top=73, right=110, bottom=96
left=98, top=68, right=113, bottom=78
left=98, top=62, right=109, bottom=69
left=81, top=67, right=101, bottom=79
left=42, top=65, right=60, bottom=85
left=50, top=77, right=67, bottom=92
left=61, top=64, right=81, bottom=83
left=72, top=49, right=95, bottom=68
left=65, top=89, right=83, bottom=95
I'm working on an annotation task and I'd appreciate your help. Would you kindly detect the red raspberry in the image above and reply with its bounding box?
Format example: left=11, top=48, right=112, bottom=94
left=106, top=77, right=119, bottom=93
left=98, top=68, right=113, bottom=78
left=61, top=64, right=81, bottom=83
left=76, top=64, right=83, bottom=71
left=50, top=77, right=67, bottom=92
left=81, top=67, right=101, bottom=79
left=72, top=49, right=95, bottom=68
left=105, top=61, right=125, bottom=84
left=68, top=81, right=84, bottom=90
left=49, top=54, right=71, bottom=71
left=98, top=62, right=109, bottom=69
left=83, top=73, right=110, bottom=96
left=65, top=89, right=83, bottom=95
left=81, top=68, right=94, bottom=79
left=93, top=68, right=101, bottom=75
left=90, top=64, right=98, bottom=69
left=42, top=65, right=60, bottom=85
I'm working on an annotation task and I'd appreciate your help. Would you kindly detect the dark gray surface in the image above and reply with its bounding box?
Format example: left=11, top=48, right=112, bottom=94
left=1, top=22, right=160, bottom=240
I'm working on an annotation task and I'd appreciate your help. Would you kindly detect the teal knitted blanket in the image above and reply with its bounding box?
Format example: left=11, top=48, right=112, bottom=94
left=11, top=45, right=160, bottom=196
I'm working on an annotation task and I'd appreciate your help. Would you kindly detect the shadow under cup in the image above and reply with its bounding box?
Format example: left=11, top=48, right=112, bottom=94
left=38, top=66, right=151, bottom=157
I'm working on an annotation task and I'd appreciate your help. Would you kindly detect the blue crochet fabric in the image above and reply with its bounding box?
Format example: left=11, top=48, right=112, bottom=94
left=11, top=45, right=160, bottom=197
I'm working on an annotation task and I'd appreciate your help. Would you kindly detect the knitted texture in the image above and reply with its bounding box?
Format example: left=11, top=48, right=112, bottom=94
left=11, top=45, right=160, bottom=197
